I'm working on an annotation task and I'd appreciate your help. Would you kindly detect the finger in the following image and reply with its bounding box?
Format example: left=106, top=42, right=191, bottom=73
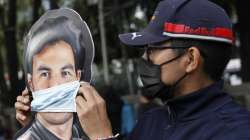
left=94, top=96, right=107, bottom=116
left=21, top=87, right=29, bottom=96
left=16, top=95, right=30, bottom=105
left=16, top=95, right=23, bottom=102
left=75, top=99, right=87, bottom=126
left=79, top=81, right=89, bottom=86
left=80, top=84, right=105, bottom=104
left=16, top=112, right=26, bottom=121
left=15, top=102, right=30, bottom=111
left=83, top=85, right=105, bottom=106
left=80, top=83, right=103, bottom=102
left=79, top=82, right=95, bottom=91
left=76, top=95, right=87, bottom=112
left=16, top=109, right=27, bottom=120
left=80, top=84, right=107, bottom=116
left=86, top=85, right=99, bottom=96
left=76, top=92, right=86, bottom=101
left=82, top=84, right=103, bottom=100
left=23, top=95, right=31, bottom=104
left=78, top=83, right=107, bottom=117
left=78, top=86, right=96, bottom=104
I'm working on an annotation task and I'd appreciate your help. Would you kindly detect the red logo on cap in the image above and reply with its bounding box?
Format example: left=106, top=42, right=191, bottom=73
left=164, top=22, right=234, bottom=41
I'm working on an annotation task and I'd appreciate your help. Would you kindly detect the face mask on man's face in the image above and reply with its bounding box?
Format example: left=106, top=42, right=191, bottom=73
left=137, top=50, right=187, bottom=101
left=31, top=81, right=80, bottom=112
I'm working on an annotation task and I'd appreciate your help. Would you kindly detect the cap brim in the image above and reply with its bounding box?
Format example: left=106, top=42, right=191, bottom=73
left=118, top=31, right=169, bottom=47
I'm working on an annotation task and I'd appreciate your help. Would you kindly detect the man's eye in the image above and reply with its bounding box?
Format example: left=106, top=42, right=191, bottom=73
left=40, top=72, right=49, bottom=78
left=62, top=71, right=72, bottom=77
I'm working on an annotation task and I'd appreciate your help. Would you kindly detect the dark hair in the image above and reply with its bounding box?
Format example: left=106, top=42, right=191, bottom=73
left=24, top=16, right=84, bottom=74
left=172, top=39, right=232, bottom=81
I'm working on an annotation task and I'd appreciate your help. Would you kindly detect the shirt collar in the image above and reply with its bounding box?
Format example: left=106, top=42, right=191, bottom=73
left=166, top=81, right=232, bottom=121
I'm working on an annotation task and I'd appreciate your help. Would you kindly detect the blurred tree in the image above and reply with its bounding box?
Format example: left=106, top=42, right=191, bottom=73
left=49, top=0, right=59, bottom=9
left=0, top=47, right=7, bottom=98
left=212, top=0, right=250, bottom=82
left=0, top=0, right=60, bottom=106
left=139, top=0, right=161, bottom=21
left=235, top=1, right=250, bottom=82
left=0, top=0, right=22, bottom=106
left=32, top=0, right=42, bottom=23
left=0, top=4, right=7, bottom=97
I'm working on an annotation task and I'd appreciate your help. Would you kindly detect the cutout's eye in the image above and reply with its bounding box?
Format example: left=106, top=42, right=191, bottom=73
left=62, top=71, right=72, bottom=77
left=40, top=72, right=49, bottom=78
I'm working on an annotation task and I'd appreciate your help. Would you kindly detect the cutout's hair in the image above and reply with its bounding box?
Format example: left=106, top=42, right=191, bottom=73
left=24, top=16, right=84, bottom=74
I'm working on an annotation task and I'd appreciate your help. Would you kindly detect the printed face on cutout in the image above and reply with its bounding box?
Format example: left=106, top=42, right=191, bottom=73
left=29, top=40, right=80, bottom=125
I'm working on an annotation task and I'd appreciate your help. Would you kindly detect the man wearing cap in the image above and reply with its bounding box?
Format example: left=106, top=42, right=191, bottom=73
left=14, top=8, right=113, bottom=140
left=15, top=0, right=250, bottom=140
left=118, top=0, right=250, bottom=139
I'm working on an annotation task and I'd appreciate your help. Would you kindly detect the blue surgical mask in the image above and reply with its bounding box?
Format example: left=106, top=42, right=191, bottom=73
left=31, top=81, right=80, bottom=112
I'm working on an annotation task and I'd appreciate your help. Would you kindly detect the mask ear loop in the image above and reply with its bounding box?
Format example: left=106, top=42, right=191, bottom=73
left=159, top=47, right=189, bottom=66
left=146, top=48, right=152, bottom=63
left=160, top=48, right=189, bottom=101
left=169, top=72, right=188, bottom=96
left=159, top=53, right=184, bottom=67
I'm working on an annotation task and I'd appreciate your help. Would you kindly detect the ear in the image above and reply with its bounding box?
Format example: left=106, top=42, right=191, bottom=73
left=76, top=70, right=82, bottom=81
left=185, top=47, right=201, bottom=73
left=27, top=73, right=34, bottom=92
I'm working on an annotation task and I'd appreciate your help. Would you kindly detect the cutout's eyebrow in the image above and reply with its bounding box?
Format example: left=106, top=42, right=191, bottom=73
left=61, top=64, right=74, bottom=71
left=37, top=65, right=51, bottom=72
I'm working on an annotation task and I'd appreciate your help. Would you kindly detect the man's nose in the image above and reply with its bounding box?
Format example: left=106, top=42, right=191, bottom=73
left=49, top=74, right=63, bottom=87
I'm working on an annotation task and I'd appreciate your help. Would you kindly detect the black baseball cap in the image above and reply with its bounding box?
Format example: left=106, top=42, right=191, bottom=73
left=119, top=0, right=234, bottom=46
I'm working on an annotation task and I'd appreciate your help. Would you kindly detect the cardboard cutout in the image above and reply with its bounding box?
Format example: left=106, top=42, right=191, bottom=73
left=14, top=8, right=93, bottom=140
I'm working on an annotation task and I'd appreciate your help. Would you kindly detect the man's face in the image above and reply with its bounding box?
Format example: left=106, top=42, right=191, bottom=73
left=142, top=41, right=186, bottom=85
left=29, top=40, right=80, bottom=124
left=31, top=41, right=79, bottom=90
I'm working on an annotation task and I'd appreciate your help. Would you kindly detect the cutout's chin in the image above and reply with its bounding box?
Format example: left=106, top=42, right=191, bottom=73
left=37, top=112, right=73, bottom=125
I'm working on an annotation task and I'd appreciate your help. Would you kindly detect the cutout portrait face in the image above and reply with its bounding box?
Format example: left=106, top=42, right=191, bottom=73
left=24, top=8, right=95, bottom=87
left=30, top=40, right=80, bottom=124
left=15, top=8, right=95, bottom=140
left=22, top=7, right=96, bottom=120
